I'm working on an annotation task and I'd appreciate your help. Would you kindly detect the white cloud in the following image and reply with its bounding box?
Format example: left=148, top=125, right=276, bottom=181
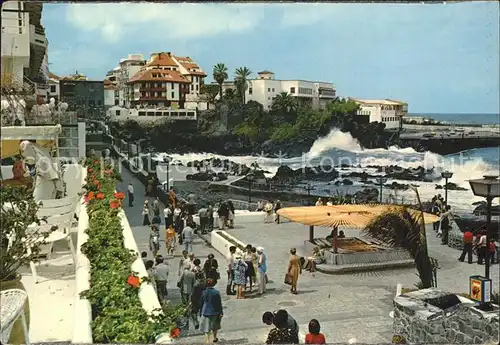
left=279, top=3, right=340, bottom=27
left=66, top=3, right=267, bottom=42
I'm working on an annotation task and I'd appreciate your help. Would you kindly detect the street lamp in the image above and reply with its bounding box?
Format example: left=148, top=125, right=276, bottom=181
left=441, top=170, right=453, bottom=206
left=304, top=183, right=316, bottom=205
left=163, top=156, right=171, bottom=191
left=246, top=172, right=255, bottom=204
left=468, top=175, right=500, bottom=279
left=376, top=177, right=388, bottom=203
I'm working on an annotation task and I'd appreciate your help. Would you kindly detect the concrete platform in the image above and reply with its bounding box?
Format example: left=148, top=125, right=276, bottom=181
left=19, top=237, right=76, bottom=343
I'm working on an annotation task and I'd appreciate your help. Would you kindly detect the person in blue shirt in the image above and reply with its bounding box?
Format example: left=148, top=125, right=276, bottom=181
left=257, top=246, right=267, bottom=295
left=199, top=278, right=223, bottom=343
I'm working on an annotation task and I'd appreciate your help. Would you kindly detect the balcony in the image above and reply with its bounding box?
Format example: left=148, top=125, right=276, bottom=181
left=318, top=88, right=336, bottom=98
left=139, top=96, right=166, bottom=101
left=139, top=87, right=165, bottom=92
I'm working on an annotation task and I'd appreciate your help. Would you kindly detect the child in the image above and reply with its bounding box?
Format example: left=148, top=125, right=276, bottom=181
left=305, top=319, right=326, bottom=344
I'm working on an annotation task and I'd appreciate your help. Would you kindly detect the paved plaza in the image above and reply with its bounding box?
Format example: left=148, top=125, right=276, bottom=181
left=118, top=165, right=499, bottom=344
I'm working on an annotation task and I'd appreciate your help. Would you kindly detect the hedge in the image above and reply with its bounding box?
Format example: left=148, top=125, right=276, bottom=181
left=80, top=156, right=184, bottom=343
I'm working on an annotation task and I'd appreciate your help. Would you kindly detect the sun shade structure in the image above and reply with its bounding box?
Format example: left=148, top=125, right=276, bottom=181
left=277, top=204, right=440, bottom=227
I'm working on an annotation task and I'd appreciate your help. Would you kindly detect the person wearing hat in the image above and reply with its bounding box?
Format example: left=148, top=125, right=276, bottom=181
left=256, top=246, right=267, bottom=294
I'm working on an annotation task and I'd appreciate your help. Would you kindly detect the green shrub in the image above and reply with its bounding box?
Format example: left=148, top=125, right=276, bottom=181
left=80, top=156, right=184, bottom=343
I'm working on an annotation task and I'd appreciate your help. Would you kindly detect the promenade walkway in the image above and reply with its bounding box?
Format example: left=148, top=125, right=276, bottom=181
left=118, top=163, right=499, bottom=344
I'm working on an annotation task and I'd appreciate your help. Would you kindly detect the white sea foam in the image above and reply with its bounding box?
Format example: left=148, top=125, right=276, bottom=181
left=154, top=128, right=498, bottom=212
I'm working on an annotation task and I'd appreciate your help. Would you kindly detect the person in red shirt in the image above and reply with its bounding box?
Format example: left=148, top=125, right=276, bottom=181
left=458, top=229, right=474, bottom=264
left=489, top=241, right=497, bottom=265
left=305, top=319, right=326, bottom=344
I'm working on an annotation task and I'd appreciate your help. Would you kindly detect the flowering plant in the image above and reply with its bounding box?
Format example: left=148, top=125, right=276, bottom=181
left=80, top=153, right=182, bottom=343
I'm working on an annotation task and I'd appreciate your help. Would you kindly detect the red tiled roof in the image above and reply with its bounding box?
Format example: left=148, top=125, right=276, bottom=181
left=146, top=53, right=177, bottom=67
left=127, top=68, right=190, bottom=84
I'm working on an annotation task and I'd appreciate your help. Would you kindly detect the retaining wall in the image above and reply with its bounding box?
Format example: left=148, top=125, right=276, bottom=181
left=393, top=288, right=499, bottom=344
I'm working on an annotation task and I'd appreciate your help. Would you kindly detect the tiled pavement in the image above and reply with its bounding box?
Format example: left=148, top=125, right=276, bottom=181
left=118, top=164, right=499, bottom=344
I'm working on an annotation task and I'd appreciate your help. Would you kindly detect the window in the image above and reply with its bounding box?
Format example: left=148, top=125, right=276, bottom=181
left=138, top=111, right=146, bottom=116
left=249, top=88, right=253, bottom=95
left=171, top=83, right=174, bottom=88
left=89, top=100, right=95, bottom=106
left=195, top=85, right=198, bottom=91
left=290, top=87, right=295, bottom=93
left=272, top=88, right=275, bottom=92
left=268, top=88, right=271, bottom=92
left=156, top=112, right=162, bottom=116
left=115, top=99, right=119, bottom=105
left=171, top=91, right=175, bottom=99
left=97, top=100, right=102, bottom=106
left=147, top=112, right=155, bottom=116
left=191, top=84, right=194, bottom=91
left=268, top=97, right=271, bottom=100
left=115, top=110, right=120, bottom=116
left=187, top=112, right=195, bottom=117
left=50, top=85, right=56, bottom=93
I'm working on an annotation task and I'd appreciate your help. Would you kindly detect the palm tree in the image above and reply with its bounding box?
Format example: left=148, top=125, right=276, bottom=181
left=234, top=67, right=252, bottom=104
left=224, top=88, right=236, bottom=102
left=364, top=206, right=434, bottom=288
left=271, top=92, right=297, bottom=113
left=212, top=63, right=228, bottom=100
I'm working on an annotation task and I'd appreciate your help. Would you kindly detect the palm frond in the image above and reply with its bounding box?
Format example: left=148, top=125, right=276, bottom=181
left=364, top=207, right=433, bottom=288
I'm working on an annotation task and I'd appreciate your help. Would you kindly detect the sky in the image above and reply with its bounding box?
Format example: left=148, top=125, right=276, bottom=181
left=42, top=1, right=499, bottom=114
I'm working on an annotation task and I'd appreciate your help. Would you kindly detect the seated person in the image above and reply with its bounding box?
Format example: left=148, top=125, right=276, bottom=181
left=338, top=230, right=345, bottom=238
left=304, top=247, right=324, bottom=272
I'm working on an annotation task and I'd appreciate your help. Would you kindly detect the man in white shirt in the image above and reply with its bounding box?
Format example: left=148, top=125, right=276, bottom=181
left=477, top=231, right=488, bottom=265
left=163, top=206, right=172, bottom=229
left=181, top=225, right=194, bottom=253
left=127, top=182, right=134, bottom=207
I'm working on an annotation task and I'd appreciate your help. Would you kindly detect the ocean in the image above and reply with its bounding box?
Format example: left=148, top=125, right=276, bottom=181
left=156, top=114, right=500, bottom=215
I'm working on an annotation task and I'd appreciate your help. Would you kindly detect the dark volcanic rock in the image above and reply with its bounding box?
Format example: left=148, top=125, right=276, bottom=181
left=186, top=158, right=250, bottom=176
left=435, top=182, right=468, bottom=191
left=354, top=188, right=379, bottom=203
left=271, top=165, right=339, bottom=184
left=341, top=179, right=353, bottom=185
left=386, top=181, right=410, bottom=190
left=366, top=164, right=435, bottom=182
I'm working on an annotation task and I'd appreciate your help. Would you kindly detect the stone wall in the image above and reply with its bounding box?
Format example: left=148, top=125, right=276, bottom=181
left=393, top=288, right=499, bottom=344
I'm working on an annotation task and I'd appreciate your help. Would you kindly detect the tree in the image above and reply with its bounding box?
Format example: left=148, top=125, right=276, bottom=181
left=364, top=207, right=434, bottom=288
left=271, top=92, right=297, bottom=114
left=223, top=88, right=237, bottom=102
left=234, top=67, right=252, bottom=104
left=200, top=84, right=219, bottom=104
left=212, top=63, right=228, bottom=100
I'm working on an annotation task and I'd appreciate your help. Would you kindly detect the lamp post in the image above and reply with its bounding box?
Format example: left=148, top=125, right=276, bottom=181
left=304, top=183, right=315, bottom=205
left=376, top=177, right=388, bottom=203
left=163, top=156, right=171, bottom=192
left=468, top=175, right=500, bottom=279
left=441, top=171, right=453, bottom=206
left=246, top=172, right=255, bottom=204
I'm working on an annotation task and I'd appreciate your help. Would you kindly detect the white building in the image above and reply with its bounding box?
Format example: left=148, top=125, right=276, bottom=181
left=107, top=106, right=197, bottom=123
left=243, top=71, right=336, bottom=110
left=48, top=71, right=60, bottom=102
left=104, top=79, right=118, bottom=108
left=1, top=1, right=48, bottom=94
left=105, top=52, right=207, bottom=111
left=351, top=98, right=408, bottom=129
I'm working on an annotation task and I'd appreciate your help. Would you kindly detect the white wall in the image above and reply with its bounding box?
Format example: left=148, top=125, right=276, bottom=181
left=1, top=1, right=30, bottom=61
left=104, top=89, right=115, bottom=107
left=78, top=122, right=86, bottom=158
left=358, top=105, right=401, bottom=129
